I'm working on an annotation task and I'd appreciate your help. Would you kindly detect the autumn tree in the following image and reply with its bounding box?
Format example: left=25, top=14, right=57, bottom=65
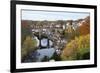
left=61, top=34, right=90, bottom=60
left=21, top=20, right=32, bottom=45
left=78, top=16, right=90, bottom=35
left=21, top=36, right=37, bottom=61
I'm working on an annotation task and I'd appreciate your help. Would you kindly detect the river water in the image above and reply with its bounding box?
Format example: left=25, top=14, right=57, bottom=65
left=24, top=36, right=56, bottom=62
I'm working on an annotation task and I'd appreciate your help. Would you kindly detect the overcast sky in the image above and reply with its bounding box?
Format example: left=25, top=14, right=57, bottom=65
left=21, top=10, right=89, bottom=21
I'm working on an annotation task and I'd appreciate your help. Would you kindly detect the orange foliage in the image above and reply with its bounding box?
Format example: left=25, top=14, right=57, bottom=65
left=78, top=16, right=90, bottom=35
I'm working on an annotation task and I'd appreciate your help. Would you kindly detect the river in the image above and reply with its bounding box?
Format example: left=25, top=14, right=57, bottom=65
left=23, top=36, right=56, bottom=62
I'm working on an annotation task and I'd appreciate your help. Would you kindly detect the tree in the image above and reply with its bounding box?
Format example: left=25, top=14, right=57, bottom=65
left=61, top=34, right=90, bottom=60
left=78, top=16, right=90, bottom=35
left=21, top=20, right=32, bottom=45
left=21, top=36, right=37, bottom=61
